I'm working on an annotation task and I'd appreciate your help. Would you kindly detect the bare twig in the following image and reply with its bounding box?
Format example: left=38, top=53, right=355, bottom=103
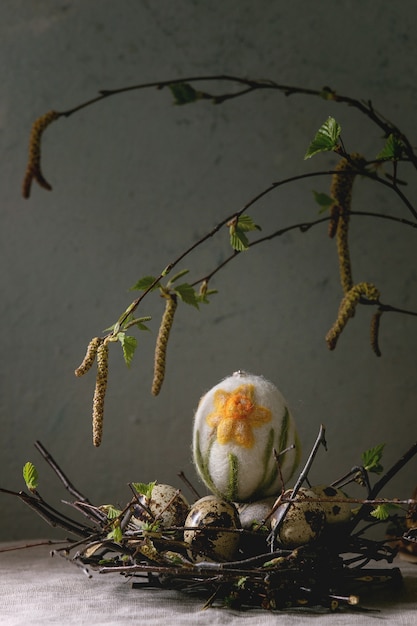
left=267, top=425, right=327, bottom=550
left=34, top=440, right=90, bottom=503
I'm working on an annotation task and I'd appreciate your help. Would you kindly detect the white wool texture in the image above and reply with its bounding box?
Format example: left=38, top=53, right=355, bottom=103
left=193, top=372, right=300, bottom=502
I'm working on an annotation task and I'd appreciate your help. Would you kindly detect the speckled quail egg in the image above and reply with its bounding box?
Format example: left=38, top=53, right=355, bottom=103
left=302, top=485, right=352, bottom=525
left=270, top=489, right=326, bottom=548
left=133, top=483, right=189, bottom=528
left=184, top=495, right=241, bottom=562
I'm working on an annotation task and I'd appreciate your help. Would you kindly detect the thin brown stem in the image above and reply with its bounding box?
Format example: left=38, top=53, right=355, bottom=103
left=52, top=74, right=417, bottom=173
left=34, top=440, right=90, bottom=503
left=0, top=539, right=67, bottom=553
left=267, top=425, right=327, bottom=549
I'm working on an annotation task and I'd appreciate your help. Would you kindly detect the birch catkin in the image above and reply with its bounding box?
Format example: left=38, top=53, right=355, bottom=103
left=22, top=110, right=60, bottom=198
left=152, top=294, right=177, bottom=396
left=74, top=337, right=102, bottom=377
left=329, top=154, right=364, bottom=293
left=326, top=282, right=380, bottom=350
left=92, top=340, right=109, bottom=447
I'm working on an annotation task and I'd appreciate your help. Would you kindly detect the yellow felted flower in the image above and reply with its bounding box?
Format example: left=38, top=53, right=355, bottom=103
left=206, top=384, right=272, bottom=448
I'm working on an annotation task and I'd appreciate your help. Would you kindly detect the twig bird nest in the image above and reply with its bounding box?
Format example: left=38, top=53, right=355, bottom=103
left=2, top=372, right=417, bottom=612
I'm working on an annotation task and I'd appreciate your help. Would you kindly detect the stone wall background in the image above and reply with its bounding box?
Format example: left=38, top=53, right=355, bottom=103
left=1, top=0, right=416, bottom=539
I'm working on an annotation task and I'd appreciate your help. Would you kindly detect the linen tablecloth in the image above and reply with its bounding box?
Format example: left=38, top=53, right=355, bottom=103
left=1, top=541, right=416, bottom=625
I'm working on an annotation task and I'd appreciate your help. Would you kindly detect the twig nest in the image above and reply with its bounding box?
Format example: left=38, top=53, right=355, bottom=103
left=270, top=489, right=326, bottom=548
left=192, top=371, right=301, bottom=502
left=303, top=484, right=352, bottom=525
left=184, top=495, right=241, bottom=562
left=134, top=483, right=189, bottom=528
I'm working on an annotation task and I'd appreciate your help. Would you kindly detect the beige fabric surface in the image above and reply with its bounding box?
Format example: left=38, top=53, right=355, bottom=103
left=0, top=541, right=416, bottom=625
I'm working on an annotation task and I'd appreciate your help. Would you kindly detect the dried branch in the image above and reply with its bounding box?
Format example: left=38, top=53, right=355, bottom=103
left=34, top=440, right=90, bottom=503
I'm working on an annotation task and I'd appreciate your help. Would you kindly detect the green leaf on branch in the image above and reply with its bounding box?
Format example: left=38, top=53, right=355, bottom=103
left=376, top=134, right=404, bottom=161
left=235, top=215, right=261, bottom=233
left=174, top=283, right=200, bottom=308
left=229, top=214, right=261, bottom=251
left=101, top=504, right=123, bottom=519
left=131, top=317, right=151, bottom=332
left=304, top=116, right=342, bottom=159
left=312, top=190, right=335, bottom=213
left=167, top=269, right=190, bottom=286
left=132, top=481, right=156, bottom=499
left=198, top=288, right=218, bottom=305
left=169, top=83, right=201, bottom=105
left=370, top=502, right=402, bottom=521
left=130, top=276, right=160, bottom=291
left=362, top=443, right=385, bottom=474
left=23, top=462, right=39, bottom=492
left=230, top=230, right=249, bottom=251
left=117, top=332, right=138, bottom=367
left=107, top=520, right=123, bottom=543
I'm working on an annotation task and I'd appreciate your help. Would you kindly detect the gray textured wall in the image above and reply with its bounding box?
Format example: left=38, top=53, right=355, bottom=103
left=1, top=0, right=416, bottom=540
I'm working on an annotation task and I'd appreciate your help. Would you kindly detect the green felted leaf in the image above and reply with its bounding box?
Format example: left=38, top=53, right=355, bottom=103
left=362, top=443, right=385, bottom=474
left=376, top=134, right=404, bottom=161
left=227, top=452, right=239, bottom=501
left=259, top=428, right=275, bottom=489
left=278, top=407, right=290, bottom=455
left=194, top=430, right=217, bottom=494
left=23, top=462, right=38, bottom=492
left=260, top=463, right=278, bottom=496
left=304, top=116, right=342, bottom=159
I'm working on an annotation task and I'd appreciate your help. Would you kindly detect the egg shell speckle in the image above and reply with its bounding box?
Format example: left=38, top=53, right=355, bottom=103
left=271, top=490, right=326, bottom=548
left=184, top=495, right=240, bottom=562
left=134, top=483, right=189, bottom=528
left=302, top=485, right=352, bottom=524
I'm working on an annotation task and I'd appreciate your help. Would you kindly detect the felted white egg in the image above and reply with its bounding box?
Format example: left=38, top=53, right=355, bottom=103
left=192, top=371, right=301, bottom=502
left=184, top=495, right=241, bottom=562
